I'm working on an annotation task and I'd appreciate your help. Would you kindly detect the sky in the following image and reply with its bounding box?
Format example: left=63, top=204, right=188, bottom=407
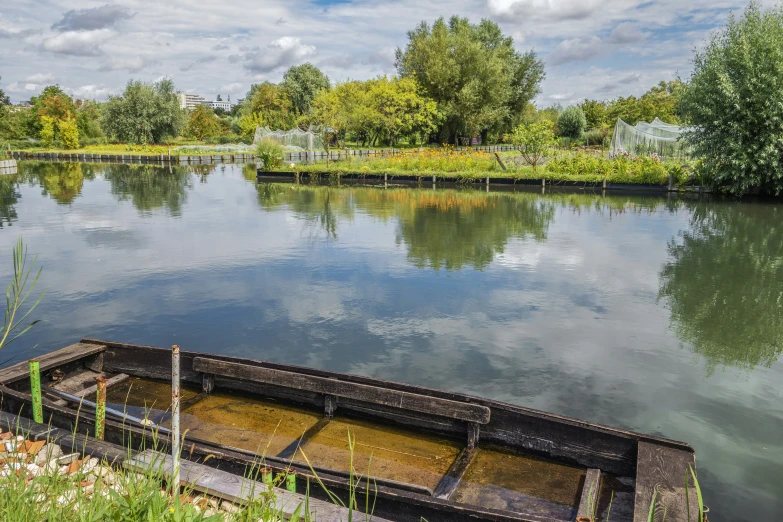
left=0, top=0, right=767, bottom=106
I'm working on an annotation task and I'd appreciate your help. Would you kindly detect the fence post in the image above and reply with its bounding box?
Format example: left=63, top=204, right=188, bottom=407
left=29, top=360, right=43, bottom=423
left=171, top=344, right=181, bottom=495
left=94, top=376, right=107, bottom=440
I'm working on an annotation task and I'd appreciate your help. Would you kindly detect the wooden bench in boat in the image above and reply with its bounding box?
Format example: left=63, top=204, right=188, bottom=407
left=192, top=357, right=491, bottom=425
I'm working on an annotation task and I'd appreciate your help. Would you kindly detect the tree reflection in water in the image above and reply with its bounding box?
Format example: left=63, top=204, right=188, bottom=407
left=659, top=201, right=783, bottom=373
left=103, top=164, right=193, bottom=216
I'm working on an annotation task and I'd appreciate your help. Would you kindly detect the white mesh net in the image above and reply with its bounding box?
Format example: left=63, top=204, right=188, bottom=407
left=611, top=118, right=690, bottom=158
left=253, top=126, right=325, bottom=151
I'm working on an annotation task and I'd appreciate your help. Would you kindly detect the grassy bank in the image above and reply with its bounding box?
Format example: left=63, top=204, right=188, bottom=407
left=270, top=149, right=694, bottom=186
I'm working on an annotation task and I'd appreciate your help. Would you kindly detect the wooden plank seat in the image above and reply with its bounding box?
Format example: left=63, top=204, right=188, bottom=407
left=192, top=357, right=491, bottom=424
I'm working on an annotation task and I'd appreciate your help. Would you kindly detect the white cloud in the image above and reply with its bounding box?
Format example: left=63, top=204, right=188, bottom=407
left=65, top=84, right=117, bottom=99
left=219, top=82, right=243, bottom=93
left=244, top=37, right=316, bottom=74
left=40, top=29, right=115, bottom=56
left=547, top=36, right=604, bottom=66
left=608, top=22, right=645, bottom=44
left=24, top=73, right=55, bottom=84
left=488, top=0, right=605, bottom=22
left=99, top=56, right=147, bottom=72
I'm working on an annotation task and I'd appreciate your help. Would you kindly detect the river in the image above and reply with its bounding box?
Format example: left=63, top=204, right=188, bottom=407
left=0, top=161, right=780, bottom=521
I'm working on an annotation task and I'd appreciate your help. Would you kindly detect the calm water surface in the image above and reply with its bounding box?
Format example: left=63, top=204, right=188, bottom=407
left=0, top=162, right=781, bottom=521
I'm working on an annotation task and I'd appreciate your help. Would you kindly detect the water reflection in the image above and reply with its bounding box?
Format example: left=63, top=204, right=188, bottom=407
left=103, top=165, right=193, bottom=216
left=0, top=162, right=781, bottom=521
left=18, top=161, right=93, bottom=204
left=253, top=183, right=557, bottom=270
left=0, top=175, right=20, bottom=228
left=659, top=201, right=783, bottom=374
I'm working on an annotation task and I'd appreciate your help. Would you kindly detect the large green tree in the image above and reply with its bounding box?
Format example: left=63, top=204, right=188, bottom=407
left=607, top=80, right=685, bottom=128
left=396, top=16, right=545, bottom=143
left=101, top=79, right=185, bottom=144
left=312, top=76, right=438, bottom=147
left=281, top=63, right=330, bottom=115
left=681, top=1, right=783, bottom=194
left=247, top=82, right=296, bottom=130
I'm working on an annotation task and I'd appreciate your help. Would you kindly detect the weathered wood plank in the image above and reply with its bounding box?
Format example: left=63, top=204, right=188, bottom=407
left=633, top=442, right=699, bottom=522
left=126, top=449, right=392, bottom=522
left=76, top=373, right=129, bottom=398
left=432, top=447, right=477, bottom=499
left=576, top=469, right=601, bottom=520
left=193, top=357, right=491, bottom=424
left=0, top=343, right=106, bottom=385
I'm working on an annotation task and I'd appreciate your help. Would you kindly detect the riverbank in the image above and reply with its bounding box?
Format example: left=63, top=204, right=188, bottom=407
left=257, top=168, right=709, bottom=193
left=8, top=150, right=256, bottom=164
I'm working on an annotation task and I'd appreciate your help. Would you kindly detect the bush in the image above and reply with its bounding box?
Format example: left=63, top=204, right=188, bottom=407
left=681, top=1, right=783, bottom=194
left=557, top=106, right=586, bottom=140
left=510, top=120, right=557, bottom=169
left=256, top=139, right=284, bottom=171
left=545, top=151, right=685, bottom=185
left=58, top=117, right=80, bottom=149
left=39, top=116, right=55, bottom=147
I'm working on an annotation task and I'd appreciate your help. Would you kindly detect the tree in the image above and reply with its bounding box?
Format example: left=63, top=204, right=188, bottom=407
left=396, top=16, right=545, bottom=143
left=101, top=78, right=185, bottom=144
left=75, top=101, right=104, bottom=141
left=0, top=77, right=9, bottom=106
left=238, top=112, right=264, bottom=139
left=185, top=105, right=221, bottom=140
left=281, top=63, right=331, bottom=115
left=27, top=85, right=76, bottom=140
left=248, top=82, right=295, bottom=130
left=579, top=99, right=608, bottom=129
left=58, top=116, right=79, bottom=149
left=40, top=116, right=55, bottom=147
left=681, top=1, right=783, bottom=194
left=606, top=80, right=685, bottom=128
left=557, top=106, right=586, bottom=140
left=510, top=120, right=558, bottom=169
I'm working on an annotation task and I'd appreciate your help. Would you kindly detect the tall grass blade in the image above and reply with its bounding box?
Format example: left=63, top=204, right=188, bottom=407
left=689, top=465, right=704, bottom=522
left=647, top=487, right=659, bottom=522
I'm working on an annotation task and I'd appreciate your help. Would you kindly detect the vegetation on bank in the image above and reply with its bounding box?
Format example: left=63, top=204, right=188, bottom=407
left=265, top=148, right=692, bottom=186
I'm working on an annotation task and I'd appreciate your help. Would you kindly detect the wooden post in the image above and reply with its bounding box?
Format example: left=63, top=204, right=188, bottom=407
left=94, top=376, right=107, bottom=440
left=171, top=345, right=181, bottom=496
left=28, top=361, right=43, bottom=423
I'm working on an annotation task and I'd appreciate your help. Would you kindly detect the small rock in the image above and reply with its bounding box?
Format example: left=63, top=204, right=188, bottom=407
left=26, top=463, right=42, bottom=477
left=204, top=508, right=218, bottom=517
left=91, top=467, right=115, bottom=486
left=34, top=444, right=62, bottom=465
left=81, top=458, right=99, bottom=474
left=221, top=502, right=241, bottom=514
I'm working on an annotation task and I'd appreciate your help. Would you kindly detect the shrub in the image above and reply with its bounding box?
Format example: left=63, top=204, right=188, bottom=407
left=557, top=106, right=586, bottom=140
left=681, top=1, right=783, bottom=194
left=39, top=116, right=55, bottom=147
left=256, top=139, right=284, bottom=171
left=58, top=117, right=80, bottom=149
left=510, top=120, right=557, bottom=169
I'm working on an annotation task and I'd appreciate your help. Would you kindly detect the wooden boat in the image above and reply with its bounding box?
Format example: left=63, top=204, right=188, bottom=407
left=0, top=340, right=699, bottom=522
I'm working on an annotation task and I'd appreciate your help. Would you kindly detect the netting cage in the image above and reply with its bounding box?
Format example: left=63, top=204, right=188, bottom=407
left=253, top=126, right=325, bottom=151
left=611, top=118, right=692, bottom=159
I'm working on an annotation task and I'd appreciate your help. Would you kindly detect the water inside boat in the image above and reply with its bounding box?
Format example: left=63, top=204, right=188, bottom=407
left=105, top=377, right=588, bottom=516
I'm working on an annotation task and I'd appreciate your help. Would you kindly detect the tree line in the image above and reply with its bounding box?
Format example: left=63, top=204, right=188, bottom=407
left=4, top=2, right=783, bottom=194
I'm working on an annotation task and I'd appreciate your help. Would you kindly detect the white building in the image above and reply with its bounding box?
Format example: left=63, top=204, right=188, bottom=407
left=177, top=93, right=206, bottom=110
left=203, top=100, right=234, bottom=111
